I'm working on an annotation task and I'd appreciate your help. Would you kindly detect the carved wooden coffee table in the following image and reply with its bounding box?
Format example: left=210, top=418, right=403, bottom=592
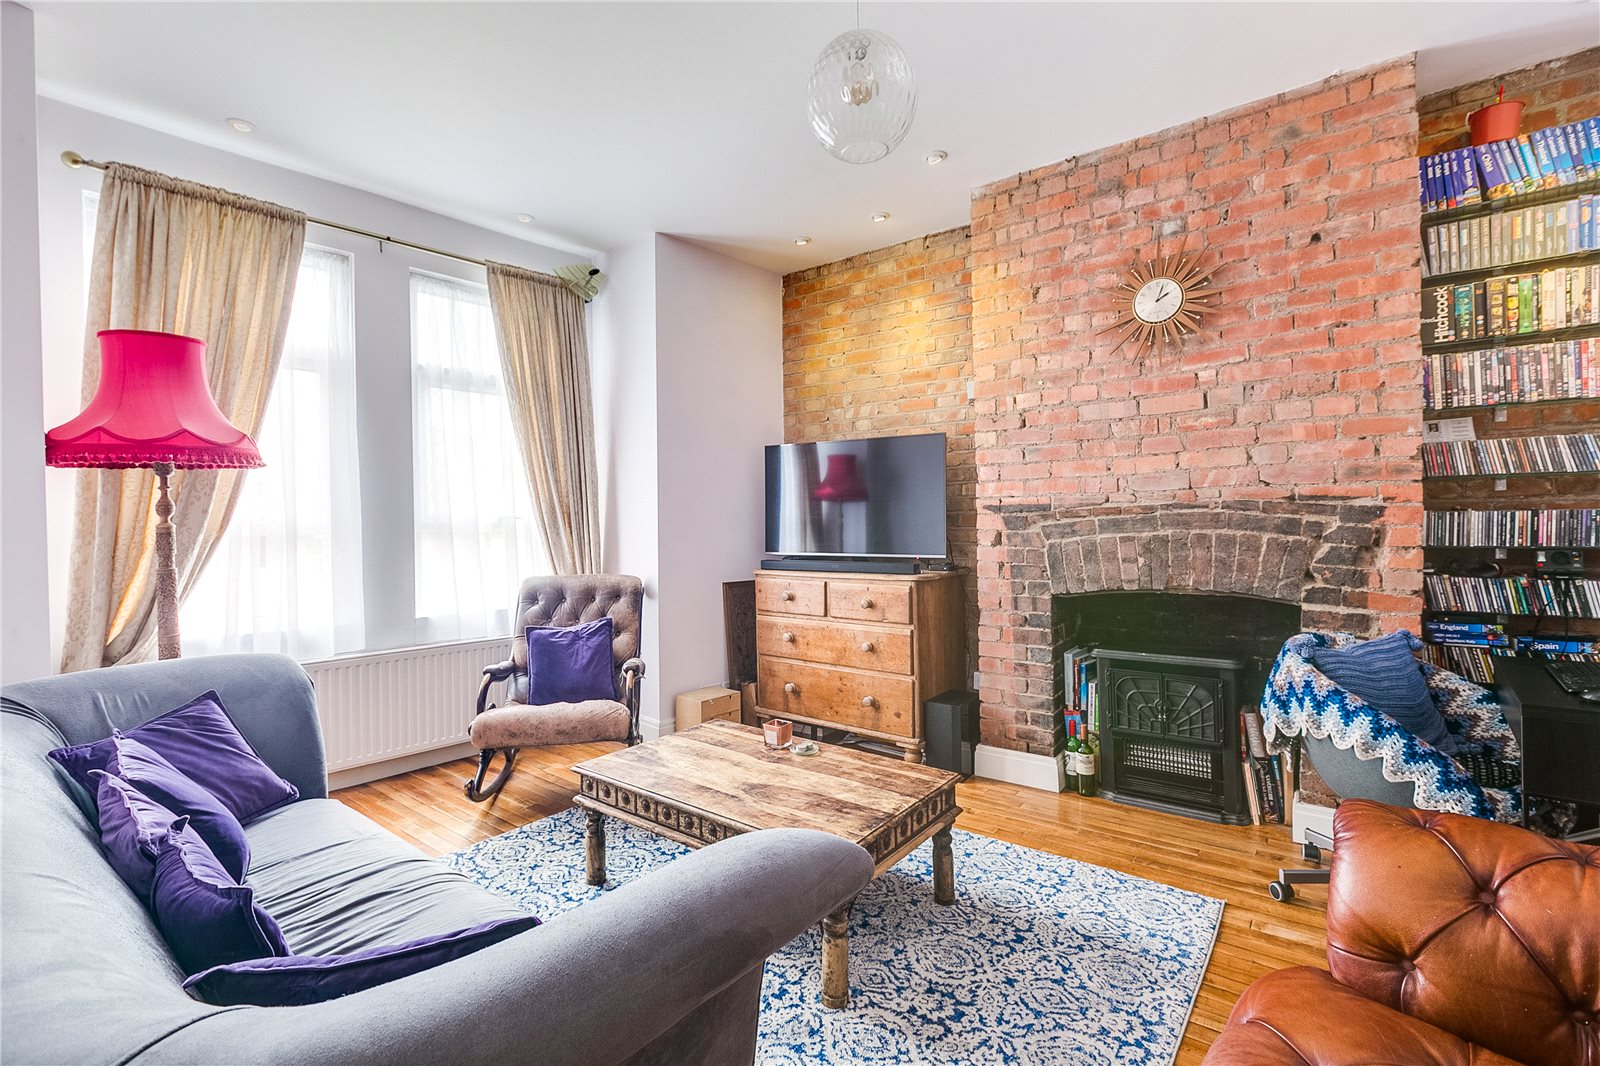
left=572, top=720, right=960, bottom=1008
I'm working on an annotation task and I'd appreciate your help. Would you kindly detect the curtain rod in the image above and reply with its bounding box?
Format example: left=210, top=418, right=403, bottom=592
left=61, top=150, right=539, bottom=274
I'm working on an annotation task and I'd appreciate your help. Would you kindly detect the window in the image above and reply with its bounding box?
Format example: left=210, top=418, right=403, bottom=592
left=410, top=271, right=545, bottom=641
left=180, top=247, right=364, bottom=658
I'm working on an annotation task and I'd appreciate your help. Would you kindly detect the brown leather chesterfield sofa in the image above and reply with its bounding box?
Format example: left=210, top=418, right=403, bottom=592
left=1205, top=799, right=1598, bottom=1066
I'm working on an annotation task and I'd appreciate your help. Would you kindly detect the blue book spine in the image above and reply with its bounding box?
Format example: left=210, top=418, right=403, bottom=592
left=1474, top=143, right=1508, bottom=199
left=1576, top=122, right=1598, bottom=172
left=1547, top=126, right=1577, bottom=182
left=1418, top=157, right=1430, bottom=210
left=1497, top=139, right=1527, bottom=190
left=1517, top=135, right=1543, bottom=189
left=1427, top=155, right=1443, bottom=212
left=1517, top=637, right=1599, bottom=655
left=1457, top=147, right=1482, bottom=203
left=1566, top=123, right=1591, bottom=177
left=1444, top=151, right=1460, bottom=207
left=1531, top=129, right=1559, bottom=184
left=1586, top=118, right=1600, bottom=173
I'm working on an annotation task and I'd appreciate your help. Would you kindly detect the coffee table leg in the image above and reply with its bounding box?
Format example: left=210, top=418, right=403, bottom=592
left=933, top=827, right=955, bottom=905
left=821, top=900, right=853, bottom=1009
left=584, top=808, right=607, bottom=886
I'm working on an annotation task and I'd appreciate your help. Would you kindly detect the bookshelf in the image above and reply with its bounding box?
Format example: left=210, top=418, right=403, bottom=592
left=1419, top=118, right=1600, bottom=684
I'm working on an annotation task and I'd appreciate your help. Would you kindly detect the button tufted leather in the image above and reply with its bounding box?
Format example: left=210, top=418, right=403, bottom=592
left=504, top=575, right=644, bottom=705
left=1206, top=800, right=1599, bottom=1066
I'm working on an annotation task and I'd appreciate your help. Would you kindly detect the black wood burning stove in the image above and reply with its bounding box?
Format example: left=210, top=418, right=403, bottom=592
left=1093, top=648, right=1250, bottom=824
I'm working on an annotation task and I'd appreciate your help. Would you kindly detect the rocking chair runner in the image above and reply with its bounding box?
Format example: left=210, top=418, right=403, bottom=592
left=466, top=575, right=646, bottom=802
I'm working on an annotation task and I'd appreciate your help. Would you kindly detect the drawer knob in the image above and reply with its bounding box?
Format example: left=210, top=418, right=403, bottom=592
left=861, top=696, right=878, bottom=709
left=860, top=641, right=875, bottom=653
left=784, top=682, right=798, bottom=695
left=782, top=631, right=796, bottom=643
left=860, top=597, right=874, bottom=609
left=781, top=591, right=795, bottom=602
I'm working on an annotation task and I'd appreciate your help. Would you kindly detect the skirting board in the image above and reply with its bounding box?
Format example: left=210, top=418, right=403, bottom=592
left=327, top=741, right=475, bottom=791
left=1292, top=793, right=1336, bottom=846
left=974, top=743, right=1065, bottom=793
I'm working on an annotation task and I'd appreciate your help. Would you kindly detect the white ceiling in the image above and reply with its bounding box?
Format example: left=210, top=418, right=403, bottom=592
left=29, top=1, right=1600, bottom=274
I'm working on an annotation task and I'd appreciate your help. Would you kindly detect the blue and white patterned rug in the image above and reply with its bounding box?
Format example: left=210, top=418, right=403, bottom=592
left=445, top=808, right=1223, bottom=1065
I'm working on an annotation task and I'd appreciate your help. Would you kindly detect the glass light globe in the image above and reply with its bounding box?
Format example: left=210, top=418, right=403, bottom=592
left=807, top=29, right=916, bottom=164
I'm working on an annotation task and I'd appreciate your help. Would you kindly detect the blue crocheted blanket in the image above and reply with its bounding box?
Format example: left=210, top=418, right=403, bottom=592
left=1260, top=632, right=1522, bottom=823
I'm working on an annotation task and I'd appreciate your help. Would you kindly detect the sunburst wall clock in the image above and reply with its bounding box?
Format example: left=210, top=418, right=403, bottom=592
left=1098, top=240, right=1221, bottom=357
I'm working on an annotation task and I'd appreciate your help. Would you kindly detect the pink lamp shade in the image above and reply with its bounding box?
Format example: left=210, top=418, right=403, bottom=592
left=45, top=330, right=262, bottom=470
left=813, top=453, right=869, bottom=502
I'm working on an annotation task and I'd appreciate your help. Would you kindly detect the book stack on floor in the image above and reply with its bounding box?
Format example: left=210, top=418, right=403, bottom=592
left=1060, top=646, right=1099, bottom=735
left=1238, top=706, right=1287, bottom=826
left=1419, top=116, right=1600, bottom=210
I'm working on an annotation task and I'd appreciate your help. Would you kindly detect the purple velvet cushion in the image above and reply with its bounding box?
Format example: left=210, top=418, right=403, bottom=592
left=149, top=819, right=289, bottom=976
left=48, top=690, right=298, bottom=823
left=183, top=915, right=541, bottom=1006
left=91, top=770, right=180, bottom=901
left=525, top=617, right=616, bottom=704
left=102, top=735, right=250, bottom=881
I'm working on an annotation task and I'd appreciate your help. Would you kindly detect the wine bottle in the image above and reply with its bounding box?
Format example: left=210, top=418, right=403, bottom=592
left=1076, top=731, right=1098, bottom=797
left=1062, top=720, right=1080, bottom=791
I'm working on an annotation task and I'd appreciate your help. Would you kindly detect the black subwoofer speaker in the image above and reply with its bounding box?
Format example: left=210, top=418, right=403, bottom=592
left=925, top=690, right=978, bottom=777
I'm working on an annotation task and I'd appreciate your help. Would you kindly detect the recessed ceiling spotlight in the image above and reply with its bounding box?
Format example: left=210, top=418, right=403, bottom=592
left=871, top=212, right=891, bottom=223
left=925, top=150, right=948, bottom=165
left=515, top=213, right=535, bottom=224
left=226, top=117, right=255, bottom=134
left=793, top=236, right=812, bottom=246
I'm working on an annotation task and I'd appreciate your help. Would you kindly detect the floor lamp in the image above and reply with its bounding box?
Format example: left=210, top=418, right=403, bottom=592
left=45, top=329, right=263, bottom=660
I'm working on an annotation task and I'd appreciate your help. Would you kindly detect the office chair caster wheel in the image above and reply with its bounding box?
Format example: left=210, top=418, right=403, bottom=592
left=1268, top=880, right=1294, bottom=903
left=1302, top=842, right=1323, bottom=865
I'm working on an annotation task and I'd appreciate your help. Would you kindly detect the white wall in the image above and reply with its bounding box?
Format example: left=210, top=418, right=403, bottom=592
left=0, top=1, right=53, bottom=684
left=651, top=234, right=783, bottom=732
left=32, top=98, right=590, bottom=665
left=590, top=235, right=661, bottom=732
left=587, top=235, right=783, bottom=738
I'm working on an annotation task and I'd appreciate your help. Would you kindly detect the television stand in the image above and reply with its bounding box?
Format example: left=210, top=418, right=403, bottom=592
left=752, top=565, right=966, bottom=765
left=761, top=557, right=922, bottom=575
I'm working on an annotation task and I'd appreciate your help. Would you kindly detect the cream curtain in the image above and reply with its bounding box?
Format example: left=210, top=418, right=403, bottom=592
left=484, top=262, right=602, bottom=575
left=59, top=164, right=306, bottom=671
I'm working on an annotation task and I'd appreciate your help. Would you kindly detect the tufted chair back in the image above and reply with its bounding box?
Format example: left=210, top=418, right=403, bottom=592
left=1327, top=800, right=1599, bottom=1066
left=505, top=575, right=643, bottom=705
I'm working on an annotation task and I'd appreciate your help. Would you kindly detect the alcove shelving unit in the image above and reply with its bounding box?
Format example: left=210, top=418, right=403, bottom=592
left=1418, top=145, right=1600, bottom=683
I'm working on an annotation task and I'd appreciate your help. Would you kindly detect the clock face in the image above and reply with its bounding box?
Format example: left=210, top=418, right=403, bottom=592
left=1133, top=278, right=1182, bottom=324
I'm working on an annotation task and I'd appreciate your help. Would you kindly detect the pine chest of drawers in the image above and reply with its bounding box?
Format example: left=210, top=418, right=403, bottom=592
left=753, top=569, right=965, bottom=763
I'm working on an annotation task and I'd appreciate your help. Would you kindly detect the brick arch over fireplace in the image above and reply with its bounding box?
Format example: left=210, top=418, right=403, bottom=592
left=981, top=499, right=1386, bottom=753
left=1039, top=501, right=1384, bottom=631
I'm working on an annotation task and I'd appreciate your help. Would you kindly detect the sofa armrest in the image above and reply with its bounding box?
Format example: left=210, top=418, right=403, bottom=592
left=1327, top=800, right=1599, bottom=1066
left=131, top=827, right=873, bottom=1066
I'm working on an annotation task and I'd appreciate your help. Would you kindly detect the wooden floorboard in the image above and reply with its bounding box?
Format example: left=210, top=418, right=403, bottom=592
left=335, top=744, right=1328, bottom=1065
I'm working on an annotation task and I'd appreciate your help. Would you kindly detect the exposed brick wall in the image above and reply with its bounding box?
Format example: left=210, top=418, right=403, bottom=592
left=1418, top=47, right=1600, bottom=157
left=969, top=58, right=1423, bottom=754
left=781, top=229, right=977, bottom=674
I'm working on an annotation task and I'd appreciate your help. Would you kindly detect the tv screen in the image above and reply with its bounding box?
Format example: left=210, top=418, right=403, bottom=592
left=764, top=432, right=947, bottom=558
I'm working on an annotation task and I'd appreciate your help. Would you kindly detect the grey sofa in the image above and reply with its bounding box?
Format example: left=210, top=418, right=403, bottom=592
left=1, top=654, right=873, bottom=1065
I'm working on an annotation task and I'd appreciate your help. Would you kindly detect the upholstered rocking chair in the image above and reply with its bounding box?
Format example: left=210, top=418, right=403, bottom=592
left=465, top=575, right=646, bottom=802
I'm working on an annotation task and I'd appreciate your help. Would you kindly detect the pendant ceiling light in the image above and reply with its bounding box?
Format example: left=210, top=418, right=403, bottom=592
left=807, top=19, right=916, bottom=165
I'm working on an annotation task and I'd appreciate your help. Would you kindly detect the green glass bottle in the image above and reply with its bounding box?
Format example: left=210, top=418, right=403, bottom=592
left=1076, top=731, right=1098, bottom=797
left=1063, top=723, right=1081, bottom=791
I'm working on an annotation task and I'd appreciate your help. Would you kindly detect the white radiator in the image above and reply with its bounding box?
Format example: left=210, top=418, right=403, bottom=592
left=301, top=637, right=507, bottom=773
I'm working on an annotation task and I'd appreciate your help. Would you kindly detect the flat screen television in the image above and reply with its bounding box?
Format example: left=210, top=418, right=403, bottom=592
left=764, top=432, right=947, bottom=559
